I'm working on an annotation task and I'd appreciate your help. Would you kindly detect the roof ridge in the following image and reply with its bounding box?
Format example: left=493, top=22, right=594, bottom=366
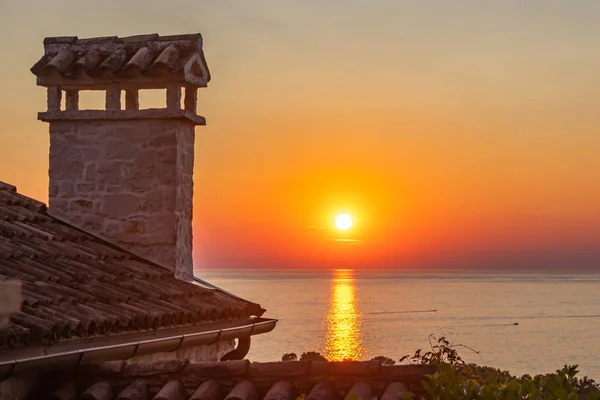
left=0, top=180, right=17, bottom=192
left=0, top=181, right=46, bottom=211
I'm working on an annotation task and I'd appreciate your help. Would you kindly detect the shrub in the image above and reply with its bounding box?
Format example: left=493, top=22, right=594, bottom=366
left=371, top=355, right=396, bottom=365
left=282, top=352, right=298, bottom=362
left=282, top=334, right=600, bottom=399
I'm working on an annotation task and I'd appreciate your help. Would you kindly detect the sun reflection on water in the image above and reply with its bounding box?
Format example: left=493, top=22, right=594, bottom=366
left=324, top=269, right=364, bottom=361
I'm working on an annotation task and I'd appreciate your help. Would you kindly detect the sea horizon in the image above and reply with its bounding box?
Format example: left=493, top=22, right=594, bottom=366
left=196, top=268, right=600, bottom=379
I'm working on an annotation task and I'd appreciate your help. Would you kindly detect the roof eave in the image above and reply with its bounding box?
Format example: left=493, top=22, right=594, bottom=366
left=0, top=317, right=278, bottom=381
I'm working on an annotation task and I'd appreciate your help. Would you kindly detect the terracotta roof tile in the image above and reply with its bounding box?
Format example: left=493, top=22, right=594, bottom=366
left=32, top=360, right=436, bottom=400
left=0, top=181, right=264, bottom=350
left=31, top=33, right=211, bottom=87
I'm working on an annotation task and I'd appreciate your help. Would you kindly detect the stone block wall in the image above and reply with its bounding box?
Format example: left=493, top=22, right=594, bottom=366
left=48, top=119, right=195, bottom=280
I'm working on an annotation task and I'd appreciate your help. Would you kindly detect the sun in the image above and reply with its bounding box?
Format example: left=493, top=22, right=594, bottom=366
left=335, top=214, right=353, bottom=231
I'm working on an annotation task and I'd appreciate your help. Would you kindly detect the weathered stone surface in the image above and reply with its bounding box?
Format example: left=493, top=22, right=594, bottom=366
left=106, top=140, right=136, bottom=160
left=139, top=189, right=163, bottom=213
left=50, top=199, right=69, bottom=213
left=39, top=109, right=206, bottom=126
left=77, top=183, right=96, bottom=193
left=84, top=163, right=97, bottom=181
left=48, top=118, right=196, bottom=279
left=47, top=87, right=61, bottom=111
left=101, top=193, right=140, bottom=217
left=72, top=198, right=93, bottom=210
left=60, top=182, right=75, bottom=195
left=49, top=184, right=59, bottom=197
left=125, top=89, right=139, bottom=111
left=134, top=149, right=156, bottom=166
left=121, top=219, right=146, bottom=235
left=131, top=177, right=156, bottom=191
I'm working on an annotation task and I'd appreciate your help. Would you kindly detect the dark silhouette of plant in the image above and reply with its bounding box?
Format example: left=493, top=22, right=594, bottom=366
left=399, top=335, right=479, bottom=367
left=281, top=352, right=298, bottom=362
left=299, top=351, right=328, bottom=362
left=280, top=335, right=600, bottom=399
left=371, top=356, right=395, bottom=365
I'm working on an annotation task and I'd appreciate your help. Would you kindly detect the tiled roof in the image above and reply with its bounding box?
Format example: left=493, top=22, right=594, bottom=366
left=30, top=33, right=210, bottom=86
left=31, top=359, right=436, bottom=399
left=0, top=181, right=264, bottom=350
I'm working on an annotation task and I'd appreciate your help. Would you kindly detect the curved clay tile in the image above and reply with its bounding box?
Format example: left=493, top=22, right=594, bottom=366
left=154, top=380, right=186, bottom=400
left=116, top=379, right=148, bottom=400
left=218, top=308, right=231, bottom=320
left=25, top=283, right=64, bottom=304
left=346, top=382, right=373, bottom=400
left=381, top=382, right=408, bottom=400
left=190, top=380, right=222, bottom=400
left=30, top=55, right=51, bottom=76
left=225, top=380, right=258, bottom=400
left=149, top=44, right=181, bottom=73
left=4, top=323, right=30, bottom=347
left=10, top=311, right=58, bottom=342
left=81, top=381, right=112, bottom=400
left=2, top=182, right=266, bottom=351
left=48, top=305, right=93, bottom=336
left=43, top=48, right=75, bottom=75
left=96, top=46, right=128, bottom=76
left=306, top=382, right=336, bottom=400
left=72, top=49, right=102, bottom=76
left=92, top=302, right=136, bottom=330
left=264, top=381, right=295, bottom=400
left=123, top=46, right=154, bottom=75
left=202, top=307, right=219, bottom=321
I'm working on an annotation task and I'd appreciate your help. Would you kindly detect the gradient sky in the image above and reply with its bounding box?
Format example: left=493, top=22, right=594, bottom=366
left=1, top=1, right=599, bottom=270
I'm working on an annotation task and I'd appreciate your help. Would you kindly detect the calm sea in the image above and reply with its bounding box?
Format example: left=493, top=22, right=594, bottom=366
left=194, top=269, right=600, bottom=379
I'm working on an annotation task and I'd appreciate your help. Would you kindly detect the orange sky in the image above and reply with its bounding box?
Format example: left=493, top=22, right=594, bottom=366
left=1, top=1, right=600, bottom=269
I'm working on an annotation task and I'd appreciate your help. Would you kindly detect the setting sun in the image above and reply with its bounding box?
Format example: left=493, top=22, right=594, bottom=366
left=335, top=214, right=353, bottom=231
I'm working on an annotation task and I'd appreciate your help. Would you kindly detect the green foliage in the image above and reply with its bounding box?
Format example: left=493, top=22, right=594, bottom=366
left=282, top=334, right=600, bottom=399
left=419, top=363, right=600, bottom=400
left=400, top=335, right=600, bottom=400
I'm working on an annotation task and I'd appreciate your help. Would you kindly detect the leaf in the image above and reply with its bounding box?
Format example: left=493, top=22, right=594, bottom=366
left=587, top=391, right=600, bottom=400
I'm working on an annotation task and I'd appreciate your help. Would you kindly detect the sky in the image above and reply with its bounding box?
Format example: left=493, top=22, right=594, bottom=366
left=1, top=1, right=599, bottom=270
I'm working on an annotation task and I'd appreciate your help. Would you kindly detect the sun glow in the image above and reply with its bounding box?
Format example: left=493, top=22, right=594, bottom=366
left=335, top=214, right=353, bottom=230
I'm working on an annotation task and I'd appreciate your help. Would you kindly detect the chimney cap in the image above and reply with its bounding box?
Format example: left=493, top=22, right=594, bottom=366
left=31, top=33, right=210, bottom=89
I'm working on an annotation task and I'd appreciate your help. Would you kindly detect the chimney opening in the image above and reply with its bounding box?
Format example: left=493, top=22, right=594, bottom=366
left=78, top=90, right=108, bottom=110
left=138, top=89, right=167, bottom=110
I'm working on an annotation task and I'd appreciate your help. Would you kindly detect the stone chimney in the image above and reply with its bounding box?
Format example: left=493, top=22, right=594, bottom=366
left=31, top=34, right=211, bottom=280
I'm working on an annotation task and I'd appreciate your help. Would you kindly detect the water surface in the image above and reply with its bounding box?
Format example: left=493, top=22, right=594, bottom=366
left=196, top=269, right=600, bottom=378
